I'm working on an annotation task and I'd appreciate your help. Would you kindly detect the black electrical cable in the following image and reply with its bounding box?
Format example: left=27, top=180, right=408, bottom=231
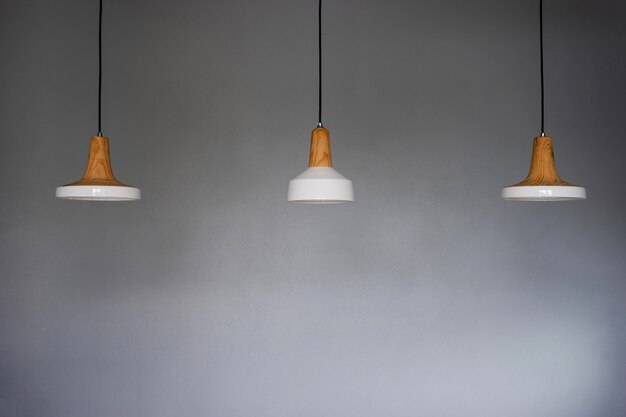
left=539, top=0, right=544, bottom=135
left=98, top=0, right=103, bottom=136
left=318, top=0, right=322, bottom=125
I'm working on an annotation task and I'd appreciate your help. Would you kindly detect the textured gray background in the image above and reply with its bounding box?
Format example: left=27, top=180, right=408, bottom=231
left=1, top=0, right=625, bottom=416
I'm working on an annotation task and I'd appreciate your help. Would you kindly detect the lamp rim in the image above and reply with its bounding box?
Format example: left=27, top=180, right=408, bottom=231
left=288, top=199, right=353, bottom=204
left=56, top=185, right=141, bottom=201
left=501, top=185, right=586, bottom=201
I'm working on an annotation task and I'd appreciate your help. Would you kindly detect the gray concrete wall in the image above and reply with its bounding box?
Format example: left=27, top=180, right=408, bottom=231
left=1, top=0, right=625, bottom=416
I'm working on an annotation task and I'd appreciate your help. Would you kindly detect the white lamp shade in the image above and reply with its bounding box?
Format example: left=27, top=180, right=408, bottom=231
left=288, top=167, right=353, bottom=203
left=501, top=185, right=585, bottom=201
left=56, top=185, right=141, bottom=201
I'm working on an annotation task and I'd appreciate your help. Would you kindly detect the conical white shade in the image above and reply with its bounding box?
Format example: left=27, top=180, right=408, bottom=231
left=288, top=167, right=353, bottom=203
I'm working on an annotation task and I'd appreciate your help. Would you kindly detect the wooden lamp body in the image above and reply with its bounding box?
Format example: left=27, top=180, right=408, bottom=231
left=65, top=136, right=132, bottom=187
left=510, top=136, right=574, bottom=187
left=308, top=126, right=333, bottom=167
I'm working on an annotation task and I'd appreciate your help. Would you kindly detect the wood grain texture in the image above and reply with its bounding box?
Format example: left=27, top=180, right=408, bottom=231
left=308, top=126, right=333, bottom=167
left=65, top=136, right=131, bottom=187
left=510, top=136, right=577, bottom=187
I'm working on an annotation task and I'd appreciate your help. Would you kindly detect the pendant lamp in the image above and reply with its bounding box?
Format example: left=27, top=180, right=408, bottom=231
left=501, top=0, right=585, bottom=201
left=56, top=0, right=140, bottom=201
left=287, top=0, right=353, bottom=203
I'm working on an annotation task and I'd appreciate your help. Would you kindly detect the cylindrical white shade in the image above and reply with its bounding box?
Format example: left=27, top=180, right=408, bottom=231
left=288, top=167, right=353, bottom=203
left=501, top=185, right=586, bottom=201
left=56, top=185, right=141, bottom=201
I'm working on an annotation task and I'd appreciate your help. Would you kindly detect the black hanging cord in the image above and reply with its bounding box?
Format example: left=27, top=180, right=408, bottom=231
left=318, top=0, right=322, bottom=125
left=98, top=0, right=103, bottom=136
left=539, top=0, right=546, bottom=136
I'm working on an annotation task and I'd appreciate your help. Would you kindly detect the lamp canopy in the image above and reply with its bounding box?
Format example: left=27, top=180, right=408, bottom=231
left=56, top=136, right=140, bottom=201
